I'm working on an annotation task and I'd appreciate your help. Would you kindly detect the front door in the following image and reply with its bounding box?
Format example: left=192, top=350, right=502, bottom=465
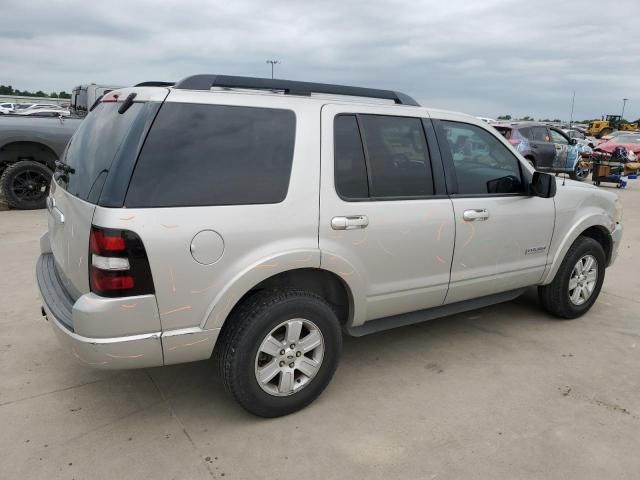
left=319, top=104, right=455, bottom=327
left=434, top=119, right=555, bottom=304
left=527, top=125, right=557, bottom=169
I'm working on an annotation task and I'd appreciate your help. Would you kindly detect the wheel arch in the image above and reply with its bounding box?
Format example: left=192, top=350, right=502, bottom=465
left=542, top=218, right=613, bottom=284
left=0, top=140, right=59, bottom=170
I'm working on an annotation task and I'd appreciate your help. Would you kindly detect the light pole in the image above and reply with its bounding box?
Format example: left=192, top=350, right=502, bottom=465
left=621, top=98, right=629, bottom=120
left=266, top=60, right=280, bottom=79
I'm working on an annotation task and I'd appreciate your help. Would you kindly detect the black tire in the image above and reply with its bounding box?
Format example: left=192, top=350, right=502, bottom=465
left=525, top=156, right=536, bottom=168
left=217, top=288, right=342, bottom=417
left=538, top=236, right=606, bottom=319
left=0, top=160, right=52, bottom=209
left=569, top=161, right=589, bottom=181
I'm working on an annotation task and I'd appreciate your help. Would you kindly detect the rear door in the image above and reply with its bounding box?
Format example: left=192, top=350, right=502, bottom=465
left=319, top=104, right=455, bottom=325
left=48, top=88, right=168, bottom=298
left=526, top=126, right=556, bottom=168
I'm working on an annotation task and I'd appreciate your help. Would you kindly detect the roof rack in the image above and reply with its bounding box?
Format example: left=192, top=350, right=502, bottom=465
left=134, top=81, right=175, bottom=87
left=173, top=74, right=420, bottom=106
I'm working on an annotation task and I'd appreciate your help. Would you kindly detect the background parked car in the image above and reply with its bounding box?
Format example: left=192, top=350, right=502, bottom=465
left=0, top=103, right=17, bottom=114
left=563, top=128, right=597, bottom=148
left=493, top=122, right=591, bottom=180
left=595, top=133, right=640, bottom=160
left=17, top=108, right=71, bottom=117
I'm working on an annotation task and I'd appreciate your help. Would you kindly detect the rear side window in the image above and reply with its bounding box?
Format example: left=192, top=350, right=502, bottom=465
left=60, top=102, right=153, bottom=203
left=334, top=115, right=369, bottom=199
left=531, top=126, right=550, bottom=142
left=125, top=104, right=296, bottom=208
left=334, top=114, right=434, bottom=200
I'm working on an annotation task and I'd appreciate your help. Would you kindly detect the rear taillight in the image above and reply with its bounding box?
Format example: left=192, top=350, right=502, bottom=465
left=89, top=226, right=154, bottom=297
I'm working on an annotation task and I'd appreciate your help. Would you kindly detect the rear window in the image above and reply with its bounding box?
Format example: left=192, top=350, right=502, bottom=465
left=59, top=102, right=157, bottom=203
left=125, top=103, right=296, bottom=208
left=493, top=127, right=512, bottom=139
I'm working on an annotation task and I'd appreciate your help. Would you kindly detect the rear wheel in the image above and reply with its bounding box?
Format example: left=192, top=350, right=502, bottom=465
left=538, top=236, right=605, bottom=319
left=218, top=288, right=342, bottom=417
left=0, top=160, right=52, bottom=209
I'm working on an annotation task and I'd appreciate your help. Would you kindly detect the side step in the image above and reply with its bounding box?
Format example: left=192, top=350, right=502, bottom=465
left=345, top=289, right=526, bottom=337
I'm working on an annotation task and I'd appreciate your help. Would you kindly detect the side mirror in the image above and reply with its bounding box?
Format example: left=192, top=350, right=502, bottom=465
left=530, top=171, right=556, bottom=198
left=570, top=138, right=578, bottom=145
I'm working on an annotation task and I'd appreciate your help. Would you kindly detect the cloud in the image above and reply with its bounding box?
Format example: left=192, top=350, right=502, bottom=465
left=1, top=0, right=639, bottom=119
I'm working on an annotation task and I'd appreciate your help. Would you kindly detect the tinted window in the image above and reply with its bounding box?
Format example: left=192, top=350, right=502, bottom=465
left=359, top=115, right=433, bottom=197
left=60, top=102, right=155, bottom=203
left=334, top=115, right=368, bottom=199
left=126, top=103, right=296, bottom=208
left=530, top=126, right=550, bottom=142
left=442, top=121, right=523, bottom=195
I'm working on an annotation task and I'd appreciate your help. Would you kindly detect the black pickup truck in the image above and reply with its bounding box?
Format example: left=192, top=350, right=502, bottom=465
left=0, top=114, right=82, bottom=209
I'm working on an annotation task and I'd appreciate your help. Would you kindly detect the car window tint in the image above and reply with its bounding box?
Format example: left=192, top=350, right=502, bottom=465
left=126, top=103, right=296, bottom=208
left=334, top=115, right=369, bottom=199
left=359, top=115, right=433, bottom=197
left=531, top=126, right=550, bottom=142
left=441, top=121, right=523, bottom=195
left=550, top=130, right=568, bottom=144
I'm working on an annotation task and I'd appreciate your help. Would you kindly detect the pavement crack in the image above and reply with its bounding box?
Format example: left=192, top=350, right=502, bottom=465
left=0, top=378, right=106, bottom=407
left=145, top=370, right=216, bottom=479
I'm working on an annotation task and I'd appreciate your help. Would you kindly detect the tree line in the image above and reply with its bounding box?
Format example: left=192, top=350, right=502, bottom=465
left=0, top=85, right=71, bottom=99
left=497, top=114, right=640, bottom=124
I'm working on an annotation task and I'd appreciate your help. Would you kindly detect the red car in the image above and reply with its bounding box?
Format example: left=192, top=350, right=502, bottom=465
left=596, top=133, right=640, bottom=159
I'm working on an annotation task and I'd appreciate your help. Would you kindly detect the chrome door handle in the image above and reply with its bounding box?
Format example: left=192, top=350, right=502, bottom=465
left=331, top=215, right=369, bottom=230
left=462, top=209, right=489, bottom=222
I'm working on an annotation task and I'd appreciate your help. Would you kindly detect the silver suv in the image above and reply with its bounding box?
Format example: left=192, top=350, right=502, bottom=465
left=37, top=75, right=623, bottom=417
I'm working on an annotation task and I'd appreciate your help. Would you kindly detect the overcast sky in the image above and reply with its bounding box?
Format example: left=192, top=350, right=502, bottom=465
left=2, top=0, right=639, bottom=120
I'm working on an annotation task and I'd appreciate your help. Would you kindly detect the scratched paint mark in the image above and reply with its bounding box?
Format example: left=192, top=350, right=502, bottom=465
left=121, top=304, right=137, bottom=309
left=190, top=287, right=209, bottom=294
left=435, top=255, right=445, bottom=264
left=169, top=268, right=176, bottom=293
left=377, top=240, right=396, bottom=257
left=78, top=256, right=82, bottom=268
left=460, top=263, right=468, bottom=268
left=162, top=305, right=193, bottom=315
left=462, top=224, right=475, bottom=248
left=120, top=215, right=136, bottom=221
left=105, top=353, right=145, bottom=359
left=256, top=263, right=278, bottom=268
left=294, top=255, right=313, bottom=263
left=71, top=223, right=74, bottom=238
left=338, top=270, right=354, bottom=277
left=437, top=223, right=445, bottom=242
left=161, top=224, right=179, bottom=229
left=71, top=348, right=108, bottom=366
left=352, top=230, right=368, bottom=246
left=167, top=337, right=210, bottom=351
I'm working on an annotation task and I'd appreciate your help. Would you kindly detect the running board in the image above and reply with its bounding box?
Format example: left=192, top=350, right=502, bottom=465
left=345, top=288, right=526, bottom=337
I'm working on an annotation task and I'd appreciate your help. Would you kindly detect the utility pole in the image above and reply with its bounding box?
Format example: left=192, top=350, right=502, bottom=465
left=569, top=91, right=575, bottom=128
left=621, top=98, right=629, bottom=120
left=266, top=60, right=280, bottom=79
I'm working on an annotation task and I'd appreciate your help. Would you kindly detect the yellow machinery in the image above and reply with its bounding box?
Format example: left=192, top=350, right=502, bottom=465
left=588, top=115, right=640, bottom=138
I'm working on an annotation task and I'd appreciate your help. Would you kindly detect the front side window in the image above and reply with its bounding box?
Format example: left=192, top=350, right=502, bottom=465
left=550, top=129, right=569, bottom=145
left=441, top=121, right=523, bottom=195
left=126, top=103, right=296, bottom=208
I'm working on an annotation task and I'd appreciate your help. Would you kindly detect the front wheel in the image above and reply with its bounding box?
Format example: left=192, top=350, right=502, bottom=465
left=217, top=289, right=342, bottom=417
left=538, top=236, right=605, bottom=319
left=0, top=160, right=52, bottom=209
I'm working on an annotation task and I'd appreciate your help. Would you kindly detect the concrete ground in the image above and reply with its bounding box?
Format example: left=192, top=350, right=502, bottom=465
left=1, top=186, right=639, bottom=480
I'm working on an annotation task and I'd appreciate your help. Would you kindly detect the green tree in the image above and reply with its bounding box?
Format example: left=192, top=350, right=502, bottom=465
left=49, top=92, right=59, bottom=98
left=497, top=114, right=512, bottom=120
left=58, top=91, right=71, bottom=99
left=0, top=85, right=14, bottom=95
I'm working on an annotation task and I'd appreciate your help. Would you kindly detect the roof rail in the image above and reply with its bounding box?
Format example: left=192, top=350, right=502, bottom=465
left=173, top=74, right=420, bottom=106
left=134, top=81, right=175, bottom=87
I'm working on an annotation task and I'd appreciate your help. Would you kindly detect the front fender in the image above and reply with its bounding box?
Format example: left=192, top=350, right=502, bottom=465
left=541, top=211, right=613, bottom=284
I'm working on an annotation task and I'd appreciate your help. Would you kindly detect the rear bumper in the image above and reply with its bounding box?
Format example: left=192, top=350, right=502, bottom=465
left=37, top=253, right=164, bottom=369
